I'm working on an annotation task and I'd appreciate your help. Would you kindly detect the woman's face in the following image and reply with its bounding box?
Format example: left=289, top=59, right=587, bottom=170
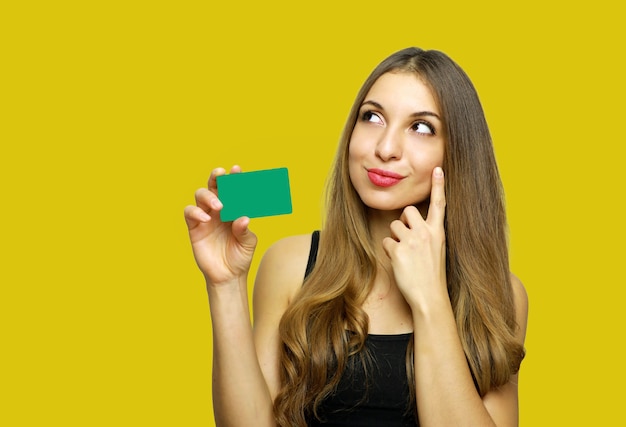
left=348, top=71, right=445, bottom=214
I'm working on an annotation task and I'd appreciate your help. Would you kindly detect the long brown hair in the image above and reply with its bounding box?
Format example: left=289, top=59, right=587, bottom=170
left=273, top=47, right=525, bottom=426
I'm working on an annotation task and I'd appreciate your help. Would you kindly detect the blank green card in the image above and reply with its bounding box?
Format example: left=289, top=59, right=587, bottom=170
left=216, top=168, right=293, bottom=222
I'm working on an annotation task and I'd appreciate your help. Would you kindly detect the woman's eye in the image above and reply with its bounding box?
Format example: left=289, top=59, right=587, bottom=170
left=412, top=121, right=435, bottom=135
left=362, top=111, right=383, bottom=124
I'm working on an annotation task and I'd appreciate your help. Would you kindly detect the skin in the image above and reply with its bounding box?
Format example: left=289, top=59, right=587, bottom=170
left=184, top=72, right=529, bottom=427
left=184, top=166, right=274, bottom=427
left=349, top=72, right=445, bottom=219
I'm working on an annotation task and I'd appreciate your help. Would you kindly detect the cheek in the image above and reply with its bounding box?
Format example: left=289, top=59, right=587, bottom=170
left=347, top=136, right=367, bottom=168
left=348, top=124, right=373, bottom=155
left=347, top=143, right=360, bottom=182
left=347, top=139, right=355, bottom=158
left=411, top=146, right=444, bottom=170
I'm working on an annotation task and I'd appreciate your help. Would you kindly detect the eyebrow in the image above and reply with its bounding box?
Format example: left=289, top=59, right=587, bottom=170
left=361, top=100, right=442, bottom=121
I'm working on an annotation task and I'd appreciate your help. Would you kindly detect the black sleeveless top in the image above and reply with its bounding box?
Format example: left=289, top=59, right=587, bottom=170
left=304, top=231, right=418, bottom=427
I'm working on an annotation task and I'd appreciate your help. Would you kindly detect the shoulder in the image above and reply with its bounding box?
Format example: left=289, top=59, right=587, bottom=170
left=253, top=233, right=315, bottom=308
left=262, top=233, right=314, bottom=264
left=509, top=272, right=529, bottom=344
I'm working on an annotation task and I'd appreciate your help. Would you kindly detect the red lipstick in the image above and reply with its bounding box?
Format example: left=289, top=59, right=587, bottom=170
left=367, top=168, right=404, bottom=187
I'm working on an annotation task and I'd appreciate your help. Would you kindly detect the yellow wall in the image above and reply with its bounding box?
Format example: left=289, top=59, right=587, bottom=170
left=2, top=1, right=623, bottom=425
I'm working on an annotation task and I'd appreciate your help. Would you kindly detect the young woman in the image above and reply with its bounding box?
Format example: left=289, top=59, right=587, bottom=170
left=184, top=47, right=528, bottom=427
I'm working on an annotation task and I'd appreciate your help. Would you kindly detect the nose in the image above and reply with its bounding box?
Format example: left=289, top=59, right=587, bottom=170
left=375, top=129, right=402, bottom=161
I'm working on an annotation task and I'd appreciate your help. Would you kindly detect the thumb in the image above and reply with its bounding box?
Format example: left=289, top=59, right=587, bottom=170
left=232, top=216, right=257, bottom=247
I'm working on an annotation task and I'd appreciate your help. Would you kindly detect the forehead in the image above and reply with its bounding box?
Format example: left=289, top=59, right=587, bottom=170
left=365, top=72, right=439, bottom=113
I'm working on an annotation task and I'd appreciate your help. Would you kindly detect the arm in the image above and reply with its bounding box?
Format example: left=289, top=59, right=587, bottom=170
left=208, top=275, right=275, bottom=427
left=208, top=235, right=307, bottom=426
left=252, top=234, right=312, bottom=402
left=409, top=273, right=527, bottom=427
left=184, top=166, right=278, bottom=427
left=383, top=167, right=529, bottom=427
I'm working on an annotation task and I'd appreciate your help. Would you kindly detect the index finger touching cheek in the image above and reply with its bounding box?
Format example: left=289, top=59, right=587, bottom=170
left=427, top=167, right=446, bottom=225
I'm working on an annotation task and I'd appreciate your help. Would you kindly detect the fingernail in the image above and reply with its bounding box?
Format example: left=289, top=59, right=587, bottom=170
left=200, top=212, right=211, bottom=221
left=434, top=167, right=444, bottom=178
left=212, top=199, right=223, bottom=209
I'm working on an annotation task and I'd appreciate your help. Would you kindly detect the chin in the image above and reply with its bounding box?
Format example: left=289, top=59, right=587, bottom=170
left=360, top=197, right=414, bottom=213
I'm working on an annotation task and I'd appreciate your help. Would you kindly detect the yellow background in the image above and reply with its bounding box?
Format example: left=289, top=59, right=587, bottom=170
left=2, top=1, right=623, bottom=425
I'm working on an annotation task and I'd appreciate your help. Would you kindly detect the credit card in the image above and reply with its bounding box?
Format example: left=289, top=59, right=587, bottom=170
left=216, top=167, right=293, bottom=222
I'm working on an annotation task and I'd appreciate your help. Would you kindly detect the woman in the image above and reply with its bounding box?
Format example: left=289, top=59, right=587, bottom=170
left=184, top=47, right=528, bottom=427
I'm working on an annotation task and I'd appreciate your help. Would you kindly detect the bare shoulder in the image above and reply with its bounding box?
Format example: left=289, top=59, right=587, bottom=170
left=509, top=272, right=529, bottom=343
left=253, top=233, right=315, bottom=310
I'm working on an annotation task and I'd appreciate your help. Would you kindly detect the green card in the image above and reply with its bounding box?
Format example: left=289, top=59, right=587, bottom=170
left=216, top=167, right=293, bottom=222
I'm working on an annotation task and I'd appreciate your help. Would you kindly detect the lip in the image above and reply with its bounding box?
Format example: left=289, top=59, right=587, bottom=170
left=367, top=168, right=404, bottom=187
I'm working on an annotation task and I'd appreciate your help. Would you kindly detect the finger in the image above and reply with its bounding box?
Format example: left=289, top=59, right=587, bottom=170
left=229, top=164, right=242, bottom=174
left=208, top=167, right=227, bottom=193
left=232, top=216, right=250, bottom=236
left=381, top=236, right=395, bottom=258
left=194, top=187, right=223, bottom=213
left=232, top=216, right=257, bottom=247
left=184, top=205, right=211, bottom=228
left=399, top=205, right=422, bottom=228
left=389, top=219, right=408, bottom=241
left=426, top=167, right=446, bottom=226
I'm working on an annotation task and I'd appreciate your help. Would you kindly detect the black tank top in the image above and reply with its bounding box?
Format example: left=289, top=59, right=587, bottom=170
left=304, top=231, right=418, bottom=427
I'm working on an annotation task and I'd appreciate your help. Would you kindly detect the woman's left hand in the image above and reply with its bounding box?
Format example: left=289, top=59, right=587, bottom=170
left=382, top=167, right=448, bottom=310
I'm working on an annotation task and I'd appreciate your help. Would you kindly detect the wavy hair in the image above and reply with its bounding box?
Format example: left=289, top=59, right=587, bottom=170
left=273, top=47, right=525, bottom=426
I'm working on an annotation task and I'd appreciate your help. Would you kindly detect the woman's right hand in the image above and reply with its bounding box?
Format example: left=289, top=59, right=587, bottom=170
left=184, top=166, right=258, bottom=287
